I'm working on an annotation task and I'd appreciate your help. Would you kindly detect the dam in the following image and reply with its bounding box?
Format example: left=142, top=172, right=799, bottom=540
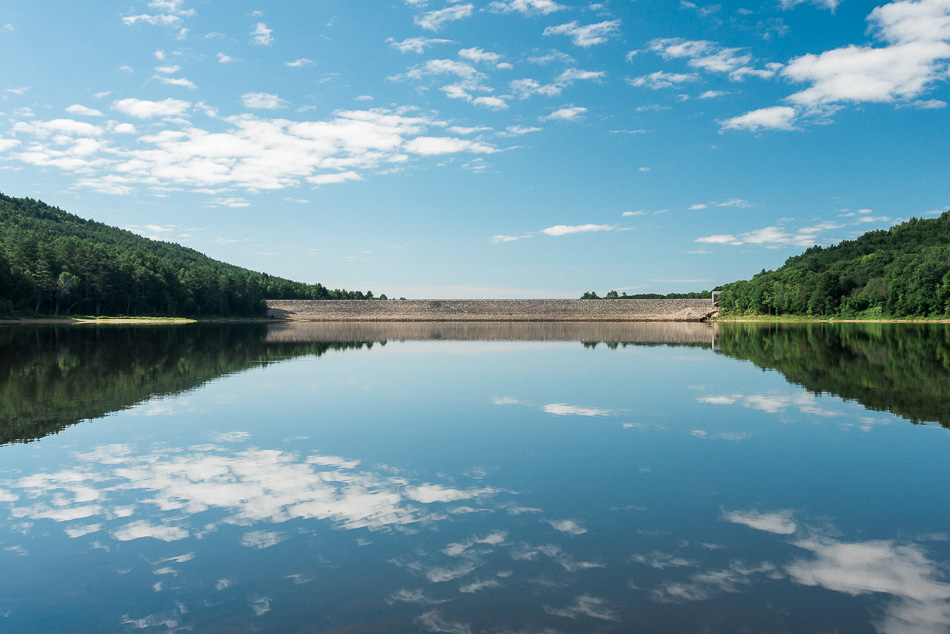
left=265, top=299, right=718, bottom=322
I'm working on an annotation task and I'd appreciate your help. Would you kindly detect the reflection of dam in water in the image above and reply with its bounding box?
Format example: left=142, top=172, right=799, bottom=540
left=265, top=321, right=720, bottom=346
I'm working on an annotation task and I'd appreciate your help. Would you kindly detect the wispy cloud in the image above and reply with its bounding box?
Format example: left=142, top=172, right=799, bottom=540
left=543, top=20, right=621, bottom=47
left=241, top=92, right=286, bottom=109
left=721, top=106, right=797, bottom=131
left=542, top=402, right=613, bottom=416
left=723, top=509, right=798, bottom=534
left=541, top=105, right=587, bottom=121
left=487, top=0, right=566, bottom=15
left=540, top=223, right=613, bottom=236
left=414, top=4, right=474, bottom=31
left=387, top=37, right=453, bottom=54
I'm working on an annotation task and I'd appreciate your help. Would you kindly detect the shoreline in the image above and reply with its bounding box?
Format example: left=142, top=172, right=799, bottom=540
left=712, top=315, right=950, bottom=324
left=0, top=317, right=199, bottom=325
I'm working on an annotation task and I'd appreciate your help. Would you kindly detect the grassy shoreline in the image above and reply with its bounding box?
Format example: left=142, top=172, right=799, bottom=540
left=712, top=314, right=950, bottom=323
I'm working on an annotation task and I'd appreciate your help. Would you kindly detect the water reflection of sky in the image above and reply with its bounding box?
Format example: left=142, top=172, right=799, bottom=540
left=2, top=335, right=950, bottom=632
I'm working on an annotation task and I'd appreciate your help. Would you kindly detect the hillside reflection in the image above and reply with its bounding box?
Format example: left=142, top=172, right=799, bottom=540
left=715, top=322, right=950, bottom=428
left=3, top=320, right=949, bottom=446
left=0, top=324, right=376, bottom=445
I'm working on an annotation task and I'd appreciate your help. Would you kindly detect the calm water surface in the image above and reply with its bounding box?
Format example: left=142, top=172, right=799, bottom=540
left=1, top=322, right=949, bottom=633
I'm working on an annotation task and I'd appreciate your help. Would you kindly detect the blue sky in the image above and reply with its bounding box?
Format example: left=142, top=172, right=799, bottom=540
left=0, top=0, right=948, bottom=298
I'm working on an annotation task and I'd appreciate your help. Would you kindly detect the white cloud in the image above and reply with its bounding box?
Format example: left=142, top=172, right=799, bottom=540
left=528, top=50, right=575, bottom=65
left=544, top=595, right=619, bottom=621
left=628, top=71, right=699, bottom=89
left=154, top=64, right=180, bottom=74
left=307, top=171, right=363, bottom=185
left=699, top=90, right=729, bottom=99
left=206, top=197, right=251, bottom=208
left=545, top=519, right=587, bottom=534
left=112, top=520, right=189, bottom=542
left=459, top=47, right=501, bottom=64
left=4, top=444, right=502, bottom=546
left=285, top=58, right=314, bottom=68
left=723, top=509, right=797, bottom=535
left=785, top=42, right=950, bottom=107
left=499, top=125, right=541, bottom=136
left=901, top=98, right=948, bottom=108
left=414, top=4, right=474, bottom=31
left=695, top=234, right=737, bottom=244
left=541, top=105, right=587, bottom=121
left=112, top=98, right=191, bottom=118
left=787, top=537, right=950, bottom=633
left=558, top=68, right=605, bottom=82
left=0, top=138, right=21, bottom=152
left=780, top=0, right=841, bottom=11
left=646, top=37, right=778, bottom=81
left=510, top=78, right=563, bottom=98
left=716, top=198, right=751, bottom=208
left=241, top=92, right=286, bottom=109
left=404, top=136, right=497, bottom=155
left=153, top=75, right=196, bottom=89
left=540, top=223, right=613, bottom=236
left=783, top=0, right=950, bottom=108
left=387, top=37, right=453, bottom=54
left=405, top=483, right=496, bottom=504
left=241, top=530, right=287, bottom=549
left=696, top=223, right=827, bottom=247
left=543, top=20, right=621, bottom=47
left=487, top=0, right=566, bottom=15
left=622, top=210, right=647, bottom=216
left=472, top=96, right=508, bottom=110
left=7, top=106, right=502, bottom=193
left=12, top=118, right=104, bottom=137
left=697, top=395, right=737, bottom=405
left=490, top=234, right=532, bottom=243
left=428, top=58, right=482, bottom=79
left=720, top=106, right=797, bottom=131
left=65, top=105, right=103, bottom=117
left=250, top=22, right=273, bottom=46
left=216, top=52, right=234, bottom=63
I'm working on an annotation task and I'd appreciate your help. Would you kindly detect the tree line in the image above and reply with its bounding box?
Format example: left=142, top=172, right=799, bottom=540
left=0, top=193, right=383, bottom=317
left=580, top=290, right=712, bottom=299
left=716, top=212, right=950, bottom=318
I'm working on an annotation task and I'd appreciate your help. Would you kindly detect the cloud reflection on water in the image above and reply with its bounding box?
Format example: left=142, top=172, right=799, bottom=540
left=1, top=442, right=501, bottom=544
left=723, top=508, right=950, bottom=634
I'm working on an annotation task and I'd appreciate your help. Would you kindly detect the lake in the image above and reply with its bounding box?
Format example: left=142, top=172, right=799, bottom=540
left=1, top=321, right=949, bottom=633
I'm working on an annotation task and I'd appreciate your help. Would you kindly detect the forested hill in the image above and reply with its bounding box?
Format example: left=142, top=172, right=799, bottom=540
left=0, top=193, right=380, bottom=317
left=717, top=211, right=950, bottom=318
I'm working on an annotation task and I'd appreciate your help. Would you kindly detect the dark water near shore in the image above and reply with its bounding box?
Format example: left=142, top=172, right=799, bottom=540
left=1, top=322, right=949, bottom=632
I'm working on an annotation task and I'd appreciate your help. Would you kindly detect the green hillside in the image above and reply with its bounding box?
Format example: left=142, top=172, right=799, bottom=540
left=0, top=193, right=379, bottom=317
left=717, top=212, right=950, bottom=318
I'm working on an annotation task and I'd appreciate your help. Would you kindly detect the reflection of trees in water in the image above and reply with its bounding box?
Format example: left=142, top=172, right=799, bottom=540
left=0, top=325, right=377, bottom=445
left=715, top=322, right=950, bottom=428
left=4, top=321, right=948, bottom=445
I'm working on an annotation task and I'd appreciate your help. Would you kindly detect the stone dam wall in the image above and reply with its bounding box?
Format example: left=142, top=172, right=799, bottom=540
left=265, top=299, right=717, bottom=322
left=265, top=321, right=719, bottom=345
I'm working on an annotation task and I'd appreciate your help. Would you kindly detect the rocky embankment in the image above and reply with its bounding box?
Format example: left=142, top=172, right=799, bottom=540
left=265, top=299, right=717, bottom=322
